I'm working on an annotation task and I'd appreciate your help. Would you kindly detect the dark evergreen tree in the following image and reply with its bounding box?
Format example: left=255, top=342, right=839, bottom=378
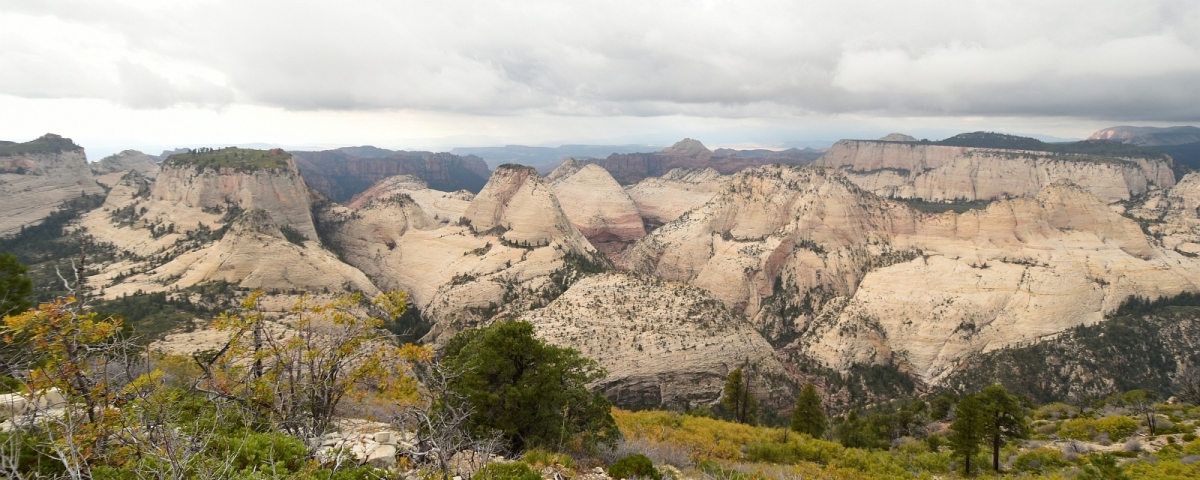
left=790, top=383, right=826, bottom=438
left=722, top=367, right=758, bottom=425
left=0, top=252, right=33, bottom=317
left=443, top=320, right=618, bottom=453
left=949, top=393, right=986, bottom=476
left=978, top=384, right=1029, bottom=472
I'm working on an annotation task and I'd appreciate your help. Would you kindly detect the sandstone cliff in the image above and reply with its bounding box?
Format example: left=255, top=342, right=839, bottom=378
left=547, top=159, right=645, bottom=259
left=624, top=167, right=729, bottom=228
left=152, top=149, right=318, bottom=239
left=78, top=148, right=378, bottom=297
left=91, top=150, right=159, bottom=187
left=816, top=140, right=1175, bottom=203
left=522, top=273, right=790, bottom=409
left=621, top=164, right=1200, bottom=385
left=321, top=164, right=606, bottom=341
left=0, top=134, right=104, bottom=236
left=292, top=149, right=490, bottom=202
left=345, top=174, right=474, bottom=224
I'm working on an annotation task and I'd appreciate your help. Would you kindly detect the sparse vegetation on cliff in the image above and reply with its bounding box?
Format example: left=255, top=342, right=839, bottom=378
left=0, top=134, right=83, bottom=157
left=163, top=146, right=292, bottom=171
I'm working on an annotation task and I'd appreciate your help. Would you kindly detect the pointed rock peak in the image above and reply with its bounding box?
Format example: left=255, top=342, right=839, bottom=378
left=464, top=163, right=594, bottom=251
left=879, top=133, right=918, bottom=142
left=546, top=157, right=586, bottom=183
left=663, top=138, right=711, bottom=155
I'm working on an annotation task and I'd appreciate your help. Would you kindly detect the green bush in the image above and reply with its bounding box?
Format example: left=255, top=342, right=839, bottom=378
left=1095, top=416, right=1139, bottom=440
left=1183, top=433, right=1197, bottom=442
left=1013, top=448, right=1071, bottom=473
left=474, top=462, right=541, bottom=480
left=609, top=454, right=660, bottom=480
left=209, top=431, right=309, bottom=473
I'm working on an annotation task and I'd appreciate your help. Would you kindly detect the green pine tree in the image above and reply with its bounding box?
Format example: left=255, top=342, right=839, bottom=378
left=722, top=367, right=758, bottom=425
left=978, top=384, right=1029, bottom=472
left=790, top=383, right=827, bottom=438
left=949, top=393, right=986, bottom=476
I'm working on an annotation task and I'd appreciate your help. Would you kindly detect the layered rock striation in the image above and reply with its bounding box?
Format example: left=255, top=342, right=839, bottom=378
left=80, top=148, right=377, bottom=297
left=153, top=149, right=318, bottom=239
left=522, top=273, right=790, bottom=409
left=0, top=134, right=104, bottom=236
left=321, top=164, right=606, bottom=340
left=547, top=159, right=645, bottom=258
left=624, top=167, right=729, bottom=228
left=816, top=140, right=1175, bottom=203
left=621, top=164, right=1200, bottom=385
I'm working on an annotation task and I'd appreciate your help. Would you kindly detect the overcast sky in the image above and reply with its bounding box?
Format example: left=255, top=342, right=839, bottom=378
left=2, top=0, right=1199, bottom=158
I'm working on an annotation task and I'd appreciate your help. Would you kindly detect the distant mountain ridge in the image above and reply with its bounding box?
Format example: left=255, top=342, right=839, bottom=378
left=1089, top=125, right=1200, bottom=146
left=451, top=144, right=664, bottom=169
left=291, top=147, right=491, bottom=202
left=581, top=138, right=822, bottom=184
left=1089, top=125, right=1200, bottom=171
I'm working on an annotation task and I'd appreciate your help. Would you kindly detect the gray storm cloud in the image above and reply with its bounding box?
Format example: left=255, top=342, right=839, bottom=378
left=2, top=0, right=1199, bottom=120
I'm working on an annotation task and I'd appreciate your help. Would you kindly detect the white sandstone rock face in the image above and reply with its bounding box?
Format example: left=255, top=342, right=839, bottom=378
left=624, top=167, right=728, bottom=227
left=322, top=164, right=604, bottom=340
left=522, top=273, right=790, bottom=408
left=91, top=150, right=159, bottom=187
left=345, top=174, right=474, bottom=224
left=463, top=164, right=594, bottom=252
left=79, top=155, right=379, bottom=298
left=0, top=136, right=104, bottom=236
left=150, top=158, right=319, bottom=239
left=547, top=159, right=645, bottom=259
left=816, top=140, right=1175, bottom=203
left=1126, top=172, right=1200, bottom=255
left=621, top=164, right=1200, bottom=385
left=621, top=165, right=918, bottom=324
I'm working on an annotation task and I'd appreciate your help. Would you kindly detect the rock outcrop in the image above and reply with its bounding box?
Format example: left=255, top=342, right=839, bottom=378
left=79, top=148, right=378, bottom=297
left=0, top=134, right=104, bottom=236
left=815, top=140, right=1175, bottom=203
left=91, top=150, right=159, bottom=187
left=522, top=273, right=790, bottom=409
left=346, top=174, right=474, bottom=224
left=152, top=150, right=319, bottom=239
left=624, top=167, right=729, bottom=228
left=321, top=164, right=605, bottom=340
left=621, top=164, right=1200, bottom=385
left=547, top=159, right=645, bottom=258
left=292, top=148, right=491, bottom=202
left=879, top=133, right=918, bottom=142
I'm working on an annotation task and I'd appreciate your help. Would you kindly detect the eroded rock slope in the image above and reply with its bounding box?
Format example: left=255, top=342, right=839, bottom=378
left=816, top=140, right=1175, bottom=203
left=0, top=134, right=104, bottom=236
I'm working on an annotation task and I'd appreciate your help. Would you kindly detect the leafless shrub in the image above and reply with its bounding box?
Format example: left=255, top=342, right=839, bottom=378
left=1125, top=438, right=1143, bottom=452
left=595, top=438, right=693, bottom=469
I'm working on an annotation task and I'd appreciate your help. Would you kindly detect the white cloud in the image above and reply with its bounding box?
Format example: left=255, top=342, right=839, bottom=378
left=1, top=0, right=1198, bottom=148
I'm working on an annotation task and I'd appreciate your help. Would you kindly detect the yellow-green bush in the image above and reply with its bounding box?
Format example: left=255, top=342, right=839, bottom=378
left=1058, top=415, right=1138, bottom=441
left=1184, top=438, right=1200, bottom=456
left=1013, top=448, right=1071, bottom=473
left=1095, top=416, right=1139, bottom=440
